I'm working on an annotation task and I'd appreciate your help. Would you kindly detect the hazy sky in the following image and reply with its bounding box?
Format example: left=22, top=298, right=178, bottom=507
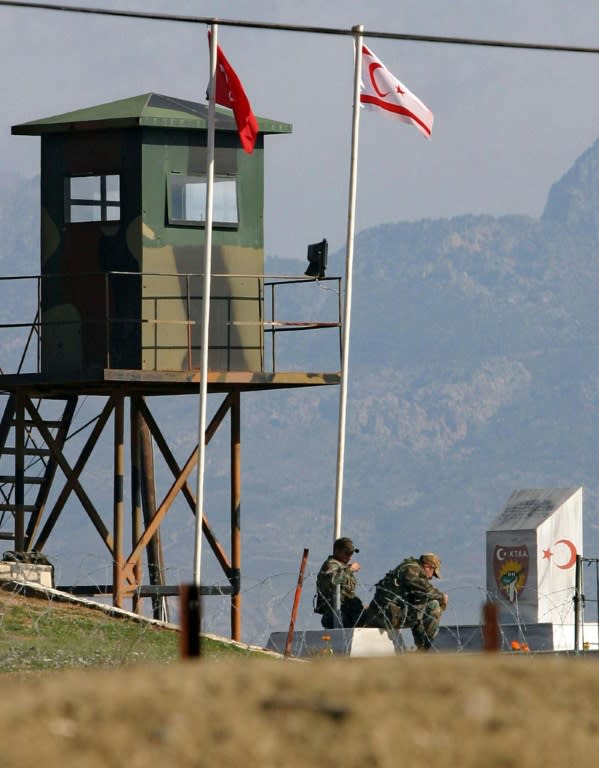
left=2, top=0, right=599, bottom=262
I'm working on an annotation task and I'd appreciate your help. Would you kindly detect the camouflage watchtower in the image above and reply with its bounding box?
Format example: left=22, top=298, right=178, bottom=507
left=12, top=93, right=291, bottom=375
left=0, top=94, right=341, bottom=639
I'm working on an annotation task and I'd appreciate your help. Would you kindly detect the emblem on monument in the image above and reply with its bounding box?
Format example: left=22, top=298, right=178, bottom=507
left=493, top=545, right=529, bottom=603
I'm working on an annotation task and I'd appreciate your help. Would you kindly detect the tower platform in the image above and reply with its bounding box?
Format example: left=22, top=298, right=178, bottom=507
left=0, top=369, right=340, bottom=397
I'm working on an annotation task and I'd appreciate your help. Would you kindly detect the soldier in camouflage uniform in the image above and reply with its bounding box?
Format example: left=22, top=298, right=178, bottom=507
left=363, top=553, right=448, bottom=650
left=314, top=537, right=365, bottom=629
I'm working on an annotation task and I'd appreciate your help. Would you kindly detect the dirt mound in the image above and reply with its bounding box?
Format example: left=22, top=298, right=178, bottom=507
left=2, top=651, right=599, bottom=767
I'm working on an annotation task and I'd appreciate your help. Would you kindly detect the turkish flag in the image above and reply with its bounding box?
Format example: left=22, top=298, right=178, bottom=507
left=360, top=44, right=433, bottom=139
left=213, top=43, right=258, bottom=154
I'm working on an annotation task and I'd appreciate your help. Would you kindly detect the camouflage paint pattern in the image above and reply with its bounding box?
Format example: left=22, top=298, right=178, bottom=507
left=12, top=94, right=292, bottom=376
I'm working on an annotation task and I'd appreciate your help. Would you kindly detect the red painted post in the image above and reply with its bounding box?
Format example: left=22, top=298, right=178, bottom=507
left=284, top=548, right=309, bottom=659
left=482, top=600, right=500, bottom=652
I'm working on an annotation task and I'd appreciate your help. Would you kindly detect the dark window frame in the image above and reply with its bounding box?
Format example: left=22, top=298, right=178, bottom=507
left=65, top=174, right=121, bottom=223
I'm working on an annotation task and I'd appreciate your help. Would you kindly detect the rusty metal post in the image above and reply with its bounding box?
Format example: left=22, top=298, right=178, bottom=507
left=482, top=600, right=500, bottom=652
left=113, top=395, right=125, bottom=608
left=284, top=548, right=309, bottom=659
left=230, top=390, right=241, bottom=641
left=130, top=399, right=143, bottom=614
left=180, top=583, right=201, bottom=658
left=14, top=390, right=25, bottom=552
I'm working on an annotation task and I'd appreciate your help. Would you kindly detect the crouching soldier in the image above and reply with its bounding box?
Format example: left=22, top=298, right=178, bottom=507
left=363, top=553, right=448, bottom=650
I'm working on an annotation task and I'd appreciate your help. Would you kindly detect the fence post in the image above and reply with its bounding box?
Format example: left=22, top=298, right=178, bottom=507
left=180, top=583, right=201, bottom=658
left=482, top=601, right=500, bottom=652
left=574, top=554, right=583, bottom=654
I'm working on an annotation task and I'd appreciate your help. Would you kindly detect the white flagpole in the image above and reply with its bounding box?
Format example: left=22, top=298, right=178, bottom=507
left=333, top=24, right=364, bottom=542
left=193, top=22, right=218, bottom=587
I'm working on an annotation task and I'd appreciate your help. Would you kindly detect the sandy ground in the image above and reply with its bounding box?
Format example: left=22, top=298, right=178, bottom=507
left=2, top=650, right=599, bottom=768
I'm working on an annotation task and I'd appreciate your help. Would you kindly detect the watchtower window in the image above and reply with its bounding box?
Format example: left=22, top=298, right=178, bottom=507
left=65, top=174, right=120, bottom=223
left=168, top=173, right=238, bottom=227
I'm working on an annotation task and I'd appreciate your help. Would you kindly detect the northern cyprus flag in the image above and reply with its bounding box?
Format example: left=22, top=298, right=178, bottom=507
left=360, top=44, right=433, bottom=139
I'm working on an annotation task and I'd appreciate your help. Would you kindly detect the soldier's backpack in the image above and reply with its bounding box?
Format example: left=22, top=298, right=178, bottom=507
left=314, top=565, right=333, bottom=614
left=313, top=591, right=326, bottom=615
left=374, top=557, right=417, bottom=603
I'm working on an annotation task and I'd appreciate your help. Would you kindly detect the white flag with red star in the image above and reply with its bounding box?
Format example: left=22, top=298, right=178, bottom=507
left=360, top=44, right=433, bottom=139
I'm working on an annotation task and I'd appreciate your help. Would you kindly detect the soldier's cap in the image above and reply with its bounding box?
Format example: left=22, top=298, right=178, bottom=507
left=334, top=537, right=359, bottom=554
left=420, top=553, right=441, bottom=578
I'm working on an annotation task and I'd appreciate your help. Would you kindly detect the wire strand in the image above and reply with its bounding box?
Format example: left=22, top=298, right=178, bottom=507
left=1, top=1, right=599, bottom=56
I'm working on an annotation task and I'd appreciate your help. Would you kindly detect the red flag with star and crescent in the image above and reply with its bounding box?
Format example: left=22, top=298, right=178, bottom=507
left=212, top=40, right=258, bottom=153
left=360, top=44, right=433, bottom=140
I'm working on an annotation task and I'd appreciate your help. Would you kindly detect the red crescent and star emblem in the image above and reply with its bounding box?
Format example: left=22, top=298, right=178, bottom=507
left=368, top=62, right=389, bottom=97
left=542, top=539, right=577, bottom=569
left=368, top=62, right=406, bottom=98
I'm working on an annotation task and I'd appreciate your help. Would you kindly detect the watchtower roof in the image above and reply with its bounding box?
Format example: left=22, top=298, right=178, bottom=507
left=11, top=92, right=293, bottom=136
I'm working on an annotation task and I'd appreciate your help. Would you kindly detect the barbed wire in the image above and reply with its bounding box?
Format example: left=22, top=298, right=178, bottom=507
left=1, top=556, right=597, bottom=665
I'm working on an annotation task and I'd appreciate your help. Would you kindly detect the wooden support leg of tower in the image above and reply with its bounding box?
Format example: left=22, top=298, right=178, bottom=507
left=130, top=398, right=143, bottom=614
left=137, top=400, right=168, bottom=621
left=230, top=391, right=241, bottom=641
left=113, top=395, right=125, bottom=609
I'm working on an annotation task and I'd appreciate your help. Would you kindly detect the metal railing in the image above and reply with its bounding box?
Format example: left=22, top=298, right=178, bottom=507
left=0, top=271, right=342, bottom=375
left=265, top=275, right=342, bottom=373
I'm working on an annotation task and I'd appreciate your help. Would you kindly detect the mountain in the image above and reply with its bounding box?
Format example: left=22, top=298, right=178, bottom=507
left=261, top=139, right=599, bottom=632
left=2, top=141, right=599, bottom=643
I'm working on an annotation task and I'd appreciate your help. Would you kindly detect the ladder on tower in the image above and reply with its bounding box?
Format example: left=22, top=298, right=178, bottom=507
left=0, top=394, right=78, bottom=550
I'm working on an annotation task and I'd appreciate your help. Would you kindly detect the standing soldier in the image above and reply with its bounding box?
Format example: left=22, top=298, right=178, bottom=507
left=363, top=553, right=448, bottom=650
left=314, top=537, right=365, bottom=629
